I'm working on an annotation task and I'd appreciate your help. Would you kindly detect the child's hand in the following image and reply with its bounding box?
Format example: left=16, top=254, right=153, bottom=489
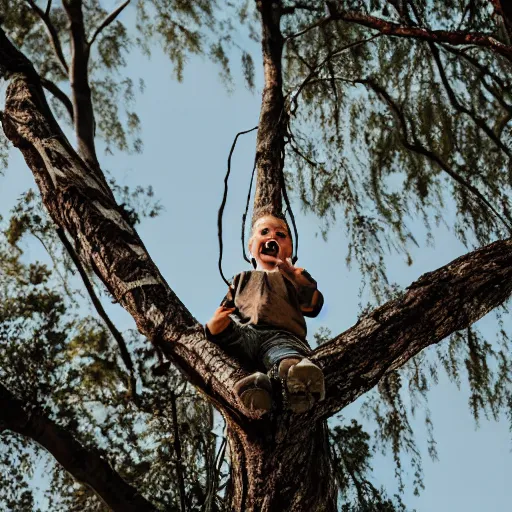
left=277, top=258, right=316, bottom=288
left=206, top=306, right=235, bottom=335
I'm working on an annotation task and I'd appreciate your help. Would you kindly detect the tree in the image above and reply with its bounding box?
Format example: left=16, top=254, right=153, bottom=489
left=0, top=0, right=511, bottom=510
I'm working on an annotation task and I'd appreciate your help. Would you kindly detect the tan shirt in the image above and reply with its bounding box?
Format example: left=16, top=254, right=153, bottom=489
left=227, top=270, right=319, bottom=339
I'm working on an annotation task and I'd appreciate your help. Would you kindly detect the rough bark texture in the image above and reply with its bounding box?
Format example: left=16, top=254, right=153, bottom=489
left=253, top=0, right=286, bottom=220
left=0, top=383, right=157, bottom=512
left=0, top=30, right=246, bottom=414
left=226, top=416, right=336, bottom=511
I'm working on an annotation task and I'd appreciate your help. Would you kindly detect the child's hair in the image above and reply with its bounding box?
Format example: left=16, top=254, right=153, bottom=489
left=251, top=207, right=289, bottom=229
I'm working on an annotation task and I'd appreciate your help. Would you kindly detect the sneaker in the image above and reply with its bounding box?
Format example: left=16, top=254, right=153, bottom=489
left=279, top=358, right=325, bottom=413
left=233, top=372, right=272, bottom=414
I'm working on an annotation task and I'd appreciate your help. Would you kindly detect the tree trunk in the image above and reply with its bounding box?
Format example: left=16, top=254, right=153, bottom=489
left=253, top=0, right=286, bottom=220
left=226, top=414, right=337, bottom=511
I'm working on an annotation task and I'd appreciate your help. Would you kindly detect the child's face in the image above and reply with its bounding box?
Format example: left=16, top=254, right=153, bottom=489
left=249, top=215, right=292, bottom=270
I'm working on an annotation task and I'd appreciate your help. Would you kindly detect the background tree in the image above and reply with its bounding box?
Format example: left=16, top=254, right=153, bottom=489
left=0, top=0, right=511, bottom=510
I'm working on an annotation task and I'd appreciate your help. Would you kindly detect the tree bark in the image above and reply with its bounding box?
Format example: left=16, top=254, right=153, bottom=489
left=0, top=29, right=246, bottom=416
left=225, top=416, right=337, bottom=511
left=253, top=0, right=286, bottom=220
left=0, top=383, right=157, bottom=512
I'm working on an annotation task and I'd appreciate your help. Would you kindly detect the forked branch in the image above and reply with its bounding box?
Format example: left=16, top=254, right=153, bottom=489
left=25, top=0, right=69, bottom=74
left=0, top=28, right=249, bottom=420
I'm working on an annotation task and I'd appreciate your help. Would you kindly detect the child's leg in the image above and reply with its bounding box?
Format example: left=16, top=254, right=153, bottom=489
left=260, top=335, right=325, bottom=414
left=208, top=323, right=273, bottom=415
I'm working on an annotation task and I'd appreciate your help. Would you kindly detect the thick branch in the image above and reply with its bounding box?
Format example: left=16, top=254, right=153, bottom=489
left=62, top=0, right=99, bottom=170
left=0, top=383, right=157, bottom=511
left=299, top=5, right=512, bottom=62
left=312, top=237, right=512, bottom=418
left=0, top=29, right=248, bottom=419
left=253, top=0, right=286, bottom=220
left=88, top=0, right=131, bottom=48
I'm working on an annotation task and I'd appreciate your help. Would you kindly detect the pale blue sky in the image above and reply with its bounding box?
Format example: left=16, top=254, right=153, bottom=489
left=1, top=6, right=511, bottom=510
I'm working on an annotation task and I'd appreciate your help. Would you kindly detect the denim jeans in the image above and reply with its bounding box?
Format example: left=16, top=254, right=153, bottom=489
left=212, top=319, right=311, bottom=371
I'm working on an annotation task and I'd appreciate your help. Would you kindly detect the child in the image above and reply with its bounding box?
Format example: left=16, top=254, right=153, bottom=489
left=205, top=214, right=325, bottom=414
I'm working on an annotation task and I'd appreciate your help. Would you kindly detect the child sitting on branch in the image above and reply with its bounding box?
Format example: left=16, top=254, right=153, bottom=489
left=205, top=213, right=325, bottom=415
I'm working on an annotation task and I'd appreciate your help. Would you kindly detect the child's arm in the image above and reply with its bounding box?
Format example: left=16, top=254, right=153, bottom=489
left=206, top=305, right=235, bottom=336
left=205, top=281, right=240, bottom=343
left=296, top=270, right=324, bottom=317
left=277, top=259, right=324, bottom=317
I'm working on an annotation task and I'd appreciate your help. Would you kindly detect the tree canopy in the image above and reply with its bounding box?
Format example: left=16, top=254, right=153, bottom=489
left=0, top=1, right=511, bottom=510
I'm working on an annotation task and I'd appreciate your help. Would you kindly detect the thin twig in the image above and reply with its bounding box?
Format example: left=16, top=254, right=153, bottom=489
left=281, top=2, right=323, bottom=16
left=32, top=231, right=79, bottom=305
left=363, top=79, right=512, bottom=233
left=56, top=227, right=138, bottom=398
left=428, top=42, right=512, bottom=158
left=88, top=0, right=131, bottom=47
left=40, top=77, right=74, bottom=121
left=285, top=15, right=328, bottom=41
left=290, top=35, right=381, bottom=115
left=441, top=44, right=511, bottom=107
left=25, top=0, right=68, bottom=74
left=170, top=391, right=187, bottom=512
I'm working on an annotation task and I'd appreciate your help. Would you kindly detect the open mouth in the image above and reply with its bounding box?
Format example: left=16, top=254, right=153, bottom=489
left=260, top=240, right=280, bottom=258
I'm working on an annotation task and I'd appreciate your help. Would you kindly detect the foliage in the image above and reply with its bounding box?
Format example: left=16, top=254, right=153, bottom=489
left=282, top=0, right=512, bottom=300
left=0, top=208, right=219, bottom=509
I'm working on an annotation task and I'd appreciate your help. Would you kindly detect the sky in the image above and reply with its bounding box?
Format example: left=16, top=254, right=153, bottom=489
left=1, top=4, right=511, bottom=510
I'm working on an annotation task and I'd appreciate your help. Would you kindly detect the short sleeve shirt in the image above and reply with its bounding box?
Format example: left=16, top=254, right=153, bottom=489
left=229, top=270, right=308, bottom=339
